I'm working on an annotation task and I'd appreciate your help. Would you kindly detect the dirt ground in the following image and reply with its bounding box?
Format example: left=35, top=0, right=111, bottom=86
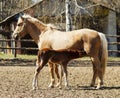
left=0, top=59, right=120, bottom=98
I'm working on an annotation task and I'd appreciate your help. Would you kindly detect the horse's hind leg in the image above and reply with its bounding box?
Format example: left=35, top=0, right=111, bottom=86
left=97, top=64, right=104, bottom=89
left=90, top=57, right=97, bottom=87
left=48, top=62, right=55, bottom=88
left=49, top=63, right=61, bottom=88
left=90, top=57, right=103, bottom=89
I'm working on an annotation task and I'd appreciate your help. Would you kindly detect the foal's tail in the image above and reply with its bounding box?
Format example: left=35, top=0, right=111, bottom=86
left=98, top=32, right=108, bottom=75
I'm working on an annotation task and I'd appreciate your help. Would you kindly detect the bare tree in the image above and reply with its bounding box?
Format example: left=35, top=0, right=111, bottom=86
left=66, top=0, right=72, bottom=31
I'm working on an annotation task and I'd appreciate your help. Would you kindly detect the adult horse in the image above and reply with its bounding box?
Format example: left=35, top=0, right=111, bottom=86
left=12, top=14, right=108, bottom=89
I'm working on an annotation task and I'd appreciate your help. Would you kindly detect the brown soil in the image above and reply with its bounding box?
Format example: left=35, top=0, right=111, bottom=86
left=0, top=59, right=120, bottom=98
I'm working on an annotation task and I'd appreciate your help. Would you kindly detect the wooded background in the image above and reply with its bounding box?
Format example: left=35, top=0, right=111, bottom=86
left=0, top=0, right=120, bottom=56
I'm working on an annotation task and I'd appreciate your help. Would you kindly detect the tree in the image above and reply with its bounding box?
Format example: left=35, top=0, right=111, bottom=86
left=65, top=0, right=72, bottom=31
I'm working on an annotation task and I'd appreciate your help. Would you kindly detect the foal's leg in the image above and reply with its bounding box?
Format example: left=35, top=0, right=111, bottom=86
left=62, top=64, right=68, bottom=88
left=32, top=60, right=45, bottom=90
left=55, top=64, right=62, bottom=87
left=48, top=62, right=55, bottom=88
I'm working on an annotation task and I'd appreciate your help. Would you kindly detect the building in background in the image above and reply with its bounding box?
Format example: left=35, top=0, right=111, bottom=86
left=0, top=0, right=120, bottom=56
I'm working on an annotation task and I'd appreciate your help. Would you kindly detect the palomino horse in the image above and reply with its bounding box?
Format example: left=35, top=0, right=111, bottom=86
left=12, top=14, right=108, bottom=89
left=36, top=48, right=86, bottom=89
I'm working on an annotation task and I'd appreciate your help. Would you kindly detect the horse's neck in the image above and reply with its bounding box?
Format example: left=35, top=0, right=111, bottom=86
left=26, top=20, right=46, bottom=44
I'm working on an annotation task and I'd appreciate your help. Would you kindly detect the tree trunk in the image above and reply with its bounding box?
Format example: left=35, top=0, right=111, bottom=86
left=65, top=0, right=72, bottom=31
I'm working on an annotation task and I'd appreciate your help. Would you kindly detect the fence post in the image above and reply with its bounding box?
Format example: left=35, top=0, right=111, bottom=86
left=11, top=38, right=17, bottom=58
left=14, top=40, right=17, bottom=58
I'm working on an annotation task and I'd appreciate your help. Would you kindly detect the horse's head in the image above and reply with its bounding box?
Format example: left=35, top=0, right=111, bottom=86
left=12, top=16, right=27, bottom=39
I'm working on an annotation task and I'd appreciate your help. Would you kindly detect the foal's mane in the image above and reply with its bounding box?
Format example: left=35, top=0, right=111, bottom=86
left=22, top=14, right=58, bottom=30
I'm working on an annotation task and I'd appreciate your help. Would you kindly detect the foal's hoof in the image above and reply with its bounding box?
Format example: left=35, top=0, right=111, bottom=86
left=96, top=85, right=103, bottom=89
left=48, top=84, right=54, bottom=88
left=55, top=83, right=60, bottom=87
left=31, top=87, right=38, bottom=91
left=65, top=86, right=70, bottom=90
left=96, top=86, right=100, bottom=89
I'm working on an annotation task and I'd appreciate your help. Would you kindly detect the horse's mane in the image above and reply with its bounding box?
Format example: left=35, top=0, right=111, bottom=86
left=22, top=14, right=46, bottom=25
left=22, top=14, right=58, bottom=30
left=47, top=24, right=58, bottom=30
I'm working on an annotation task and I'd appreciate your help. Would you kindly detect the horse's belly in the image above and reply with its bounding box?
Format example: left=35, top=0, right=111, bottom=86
left=52, top=40, right=83, bottom=50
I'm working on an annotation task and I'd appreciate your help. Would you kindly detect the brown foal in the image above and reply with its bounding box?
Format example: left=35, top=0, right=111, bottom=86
left=33, top=48, right=86, bottom=89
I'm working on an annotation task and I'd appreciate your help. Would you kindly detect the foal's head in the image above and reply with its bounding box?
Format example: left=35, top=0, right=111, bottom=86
left=37, top=48, right=54, bottom=64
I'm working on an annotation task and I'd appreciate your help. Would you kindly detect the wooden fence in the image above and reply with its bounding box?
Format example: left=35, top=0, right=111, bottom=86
left=0, top=35, right=120, bottom=57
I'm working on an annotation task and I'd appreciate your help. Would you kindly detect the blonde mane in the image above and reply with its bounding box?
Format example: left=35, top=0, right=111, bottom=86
left=22, top=14, right=58, bottom=29
left=47, top=24, right=58, bottom=30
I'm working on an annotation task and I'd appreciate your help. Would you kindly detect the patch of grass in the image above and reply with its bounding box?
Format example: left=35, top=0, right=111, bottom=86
left=108, top=57, right=120, bottom=61
left=0, top=53, right=37, bottom=60
left=76, top=57, right=120, bottom=61
left=0, top=53, right=120, bottom=61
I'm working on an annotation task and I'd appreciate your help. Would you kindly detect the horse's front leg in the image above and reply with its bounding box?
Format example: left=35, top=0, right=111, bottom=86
left=48, top=62, right=55, bottom=88
left=55, top=64, right=68, bottom=89
left=32, top=60, right=45, bottom=90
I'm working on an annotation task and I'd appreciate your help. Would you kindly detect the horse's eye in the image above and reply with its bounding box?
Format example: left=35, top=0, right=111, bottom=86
left=17, top=23, right=23, bottom=26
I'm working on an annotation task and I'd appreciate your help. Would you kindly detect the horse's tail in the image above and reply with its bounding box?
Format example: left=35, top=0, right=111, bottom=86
left=98, top=32, right=108, bottom=75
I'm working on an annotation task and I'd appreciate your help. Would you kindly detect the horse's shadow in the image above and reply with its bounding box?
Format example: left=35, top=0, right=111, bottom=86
left=75, top=86, right=120, bottom=90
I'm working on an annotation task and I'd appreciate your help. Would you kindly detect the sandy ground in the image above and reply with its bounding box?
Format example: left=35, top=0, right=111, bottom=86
left=0, top=59, right=120, bottom=98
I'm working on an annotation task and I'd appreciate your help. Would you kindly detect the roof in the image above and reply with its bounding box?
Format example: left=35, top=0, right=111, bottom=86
left=0, top=0, right=43, bottom=26
left=92, top=0, right=120, bottom=13
left=0, top=0, right=119, bottom=26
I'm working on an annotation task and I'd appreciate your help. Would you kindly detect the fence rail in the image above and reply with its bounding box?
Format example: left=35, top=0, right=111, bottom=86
left=1, top=46, right=119, bottom=52
left=0, top=34, right=120, bottom=57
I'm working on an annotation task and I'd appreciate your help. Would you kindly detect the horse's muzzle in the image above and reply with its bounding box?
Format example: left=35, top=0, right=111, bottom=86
left=12, top=33, right=18, bottom=39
